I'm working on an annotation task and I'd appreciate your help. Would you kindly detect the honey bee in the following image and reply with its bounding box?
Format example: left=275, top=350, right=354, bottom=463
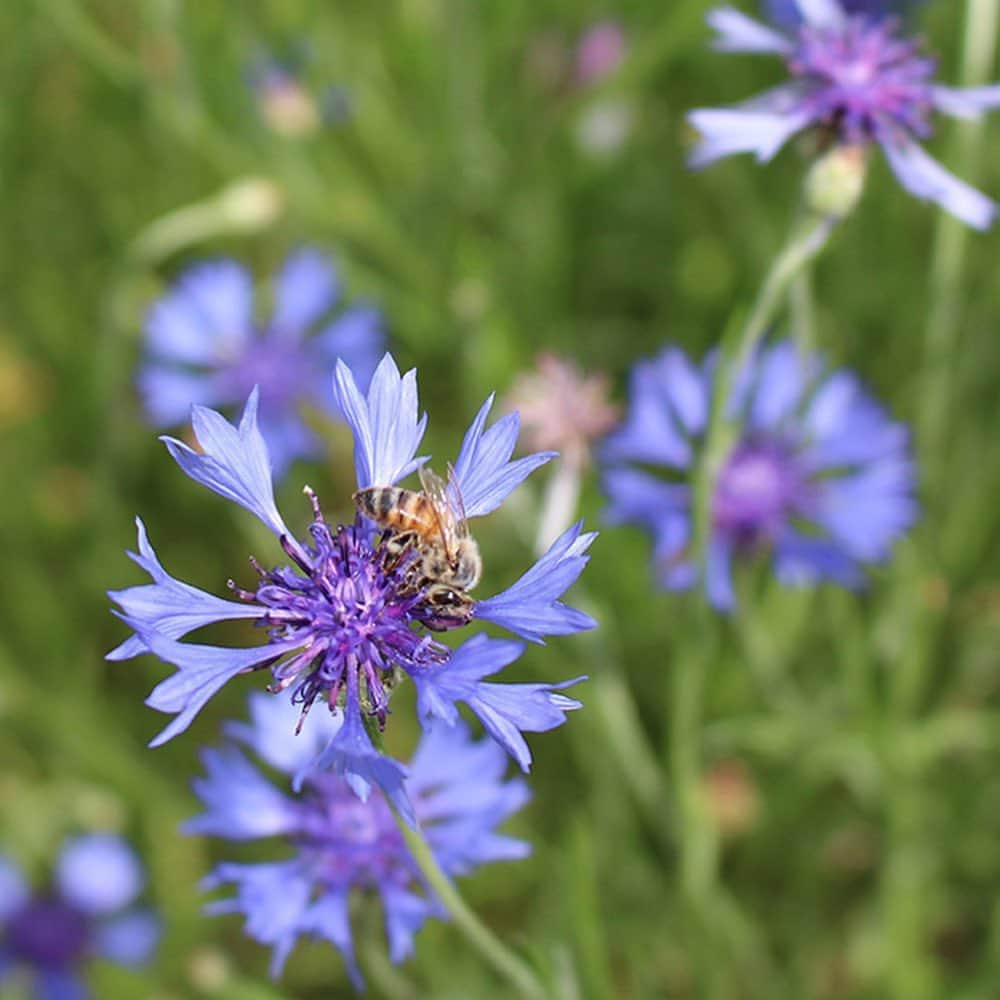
left=354, top=466, right=482, bottom=631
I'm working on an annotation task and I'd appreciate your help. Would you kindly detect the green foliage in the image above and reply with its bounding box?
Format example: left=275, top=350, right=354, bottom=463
left=2, top=1, right=1000, bottom=997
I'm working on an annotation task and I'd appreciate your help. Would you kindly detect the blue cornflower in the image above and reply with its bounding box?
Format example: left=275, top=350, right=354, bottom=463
left=110, top=354, right=594, bottom=823
left=0, top=836, right=158, bottom=999
left=186, top=694, right=530, bottom=988
left=601, top=341, right=916, bottom=610
left=139, top=248, right=384, bottom=477
left=763, top=0, right=923, bottom=27
left=689, top=0, right=1000, bottom=228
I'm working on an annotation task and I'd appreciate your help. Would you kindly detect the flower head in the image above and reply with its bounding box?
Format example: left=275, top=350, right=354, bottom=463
left=111, top=354, right=594, bottom=822
left=140, top=248, right=384, bottom=477
left=505, top=353, right=619, bottom=471
left=601, top=341, right=916, bottom=610
left=763, top=0, right=923, bottom=27
left=187, top=694, right=530, bottom=988
left=0, top=836, right=158, bottom=998
left=689, top=0, right=1000, bottom=228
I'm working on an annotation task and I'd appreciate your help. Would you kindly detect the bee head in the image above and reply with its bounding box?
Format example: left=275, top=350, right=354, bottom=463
left=417, top=583, right=476, bottom=632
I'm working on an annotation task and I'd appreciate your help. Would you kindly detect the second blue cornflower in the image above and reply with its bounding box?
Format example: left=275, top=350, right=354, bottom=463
left=688, top=0, right=1000, bottom=228
left=602, top=341, right=916, bottom=610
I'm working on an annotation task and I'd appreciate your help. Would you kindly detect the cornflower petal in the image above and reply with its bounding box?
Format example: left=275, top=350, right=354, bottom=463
left=450, top=395, right=555, bottom=518
left=293, top=680, right=415, bottom=828
left=0, top=856, right=29, bottom=921
left=795, top=0, right=847, bottom=28
left=145, top=261, right=253, bottom=366
left=34, top=969, right=89, bottom=1000
left=134, top=625, right=302, bottom=748
left=300, top=893, right=361, bottom=988
left=161, top=388, right=290, bottom=537
left=225, top=691, right=342, bottom=775
left=709, top=6, right=793, bottom=53
left=56, top=836, right=144, bottom=916
left=332, top=354, right=428, bottom=488
left=687, top=104, right=812, bottom=167
left=380, top=886, right=436, bottom=964
left=107, top=518, right=267, bottom=661
left=881, top=137, right=998, bottom=230
left=270, top=248, right=339, bottom=335
left=931, top=84, right=1000, bottom=120
left=413, top=635, right=585, bottom=771
left=137, top=367, right=221, bottom=426
left=205, top=861, right=313, bottom=978
left=92, top=911, right=160, bottom=967
left=183, top=748, right=300, bottom=839
left=475, top=522, right=597, bottom=643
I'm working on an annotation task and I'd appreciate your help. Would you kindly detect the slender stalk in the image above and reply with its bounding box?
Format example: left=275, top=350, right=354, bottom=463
left=918, top=0, right=999, bottom=487
left=790, top=266, right=818, bottom=356
left=734, top=214, right=836, bottom=373
left=693, top=212, right=836, bottom=569
left=534, top=460, right=582, bottom=557
left=388, top=805, right=547, bottom=1000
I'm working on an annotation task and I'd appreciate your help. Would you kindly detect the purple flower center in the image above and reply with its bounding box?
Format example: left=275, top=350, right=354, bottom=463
left=295, top=774, right=406, bottom=886
left=6, top=898, right=90, bottom=969
left=232, top=493, right=448, bottom=728
left=789, top=15, right=935, bottom=143
left=222, top=335, right=310, bottom=411
left=713, top=438, right=807, bottom=547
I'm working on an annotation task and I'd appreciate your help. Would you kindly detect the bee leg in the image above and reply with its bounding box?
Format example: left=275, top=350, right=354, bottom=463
left=379, top=530, right=418, bottom=574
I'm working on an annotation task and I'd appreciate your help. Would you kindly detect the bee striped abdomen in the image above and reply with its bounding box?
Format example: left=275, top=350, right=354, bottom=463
left=354, top=488, right=438, bottom=535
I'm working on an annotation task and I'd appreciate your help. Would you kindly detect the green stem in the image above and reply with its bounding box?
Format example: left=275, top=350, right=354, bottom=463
left=790, top=266, right=818, bottom=356
left=734, top=213, right=836, bottom=372
left=693, top=211, right=836, bottom=568
left=917, top=0, right=999, bottom=487
left=389, top=805, right=547, bottom=1000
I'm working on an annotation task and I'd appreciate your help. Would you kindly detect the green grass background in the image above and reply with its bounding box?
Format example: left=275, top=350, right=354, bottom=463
left=2, top=1, right=1000, bottom=997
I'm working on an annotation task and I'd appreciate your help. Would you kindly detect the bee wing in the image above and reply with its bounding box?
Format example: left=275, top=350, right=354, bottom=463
left=418, top=466, right=463, bottom=557
left=445, top=463, right=471, bottom=539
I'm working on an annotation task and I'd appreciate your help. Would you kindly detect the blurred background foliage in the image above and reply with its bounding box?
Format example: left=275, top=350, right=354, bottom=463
left=2, top=0, right=1000, bottom=997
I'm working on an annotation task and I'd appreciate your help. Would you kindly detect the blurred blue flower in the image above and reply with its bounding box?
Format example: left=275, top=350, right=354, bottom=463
left=763, top=0, right=923, bottom=27
left=139, top=248, right=384, bottom=478
left=0, top=836, right=158, bottom=999
left=187, top=694, right=530, bottom=988
left=689, top=0, right=1000, bottom=228
left=602, top=341, right=917, bottom=610
left=110, top=354, right=594, bottom=824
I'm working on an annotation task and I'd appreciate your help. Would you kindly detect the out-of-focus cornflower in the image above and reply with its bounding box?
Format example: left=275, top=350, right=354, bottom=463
left=139, top=248, right=384, bottom=478
left=0, top=836, right=158, bottom=999
left=110, top=354, right=595, bottom=825
left=688, top=0, right=1000, bottom=228
left=248, top=56, right=351, bottom=138
left=506, top=353, right=619, bottom=472
left=763, top=0, right=923, bottom=27
left=187, top=694, right=529, bottom=987
left=601, top=341, right=916, bottom=610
